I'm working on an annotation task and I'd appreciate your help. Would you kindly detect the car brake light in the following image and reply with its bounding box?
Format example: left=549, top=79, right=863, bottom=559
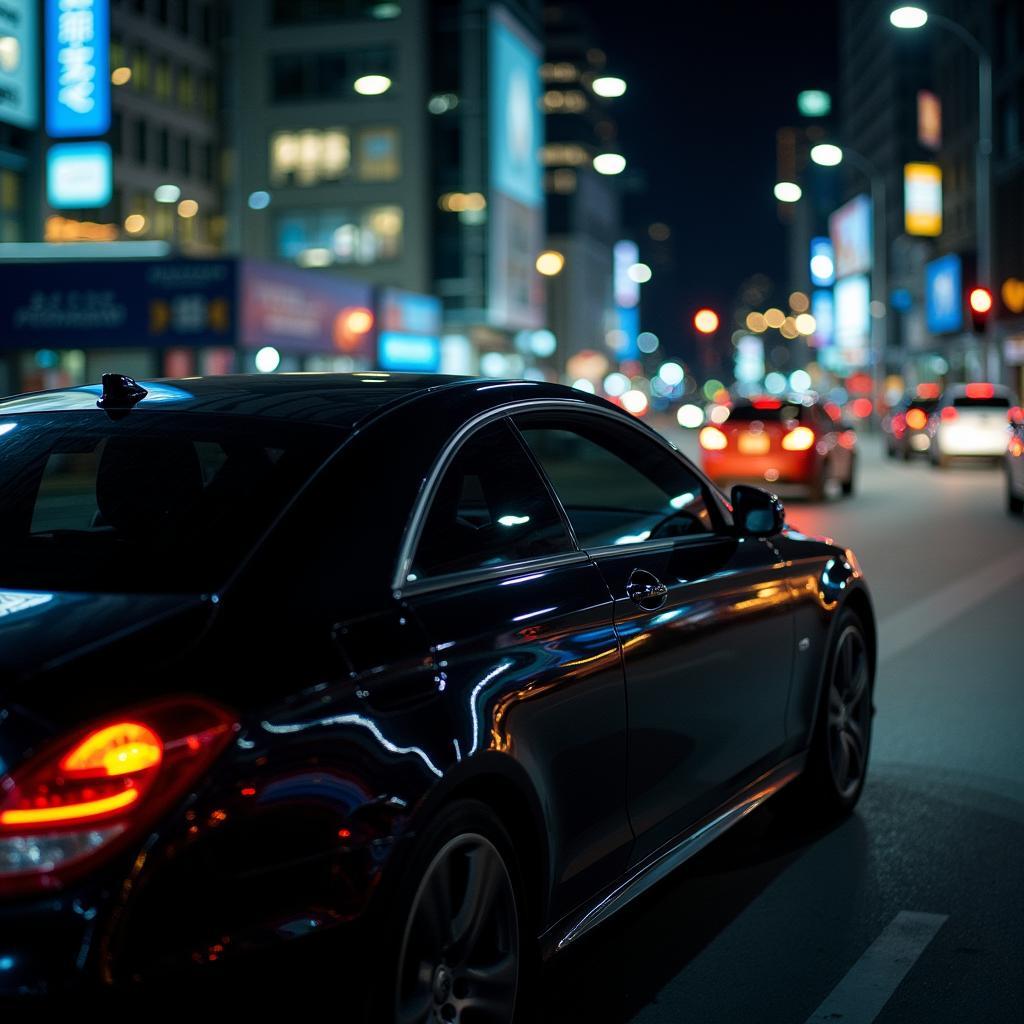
left=699, top=426, right=728, bottom=450
left=941, top=407, right=958, bottom=422
left=781, top=426, right=816, bottom=451
left=1009, top=406, right=1023, bottom=424
left=905, top=408, right=928, bottom=431
left=916, top=383, right=941, bottom=399
left=0, top=698, right=235, bottom=896
left=892, top=413, right=907, bottom=437
left=839, top=430, right=857, bottom=450
left=752, top=398, right=782, bottom=410
left=965, top=383, right=994, bottom=399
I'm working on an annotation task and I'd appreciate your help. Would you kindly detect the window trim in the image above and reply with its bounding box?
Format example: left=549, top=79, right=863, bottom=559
left=392, top=399, right=732, bottom=596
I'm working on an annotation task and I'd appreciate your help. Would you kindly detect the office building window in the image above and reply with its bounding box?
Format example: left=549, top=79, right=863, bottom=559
left=276, top=205, right=403, bottom=266
left=358, top=126, right=400, bottom=180
left=203, top=142, right=215, bottom=184
left=270, top=128, right=351, bottom=186
left=0, top=169, right=22, bottom=242
left=177, top=67, right=195, bottom=110
left=180, top=136, right=191, bottom=176
left=271, top=0, right=402, bottom=24
left=135, top=120, right=149, bottom=163
left=270, top=50, right=394, bottom=102
left=158, top=127, right=170, bottom=169
left=133, top=48, right=150, bottom=91
left=179, top=0, right=190, bottom=34
left=155, top=57, right=172, bottom=101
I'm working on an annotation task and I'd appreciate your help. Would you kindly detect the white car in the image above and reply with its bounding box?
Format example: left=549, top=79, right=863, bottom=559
left=930, top=384, right=1017, bottom=467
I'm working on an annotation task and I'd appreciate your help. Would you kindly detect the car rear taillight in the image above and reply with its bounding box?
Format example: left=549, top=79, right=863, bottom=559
left=839, top=430, right=857, bottom=450
left=892, top=413, right=907, bottom=438
left=1009, top=406, right=1023, bottom=424
left=965, top=383, right=995, bottom=399
left=941, top=407, right=958, bottom=422
left=0, top=698, right=235, bottom=896
left=905, top=408, right=928, bottom=431
left=781, top=426, right=816, bottom=451
left=699, top=426, right=728, bottom=450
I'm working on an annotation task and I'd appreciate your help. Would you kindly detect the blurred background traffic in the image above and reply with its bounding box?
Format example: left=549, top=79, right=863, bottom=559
left=0, top=0, right=1022, bottom=485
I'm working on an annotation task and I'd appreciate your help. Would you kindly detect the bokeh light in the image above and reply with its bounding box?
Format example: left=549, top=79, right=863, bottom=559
left=789, top=291, right=810, bottom=312
left=677, top=404, right=704, bottom=428
left=693, top=308, right=720, bottom=334
left=658, top=361, right=684, bottom=387
left=745, top=311, right=767, bottom=333
left=764, top=308, right=786, bottom=329
left=536, top=250, right=566, bottom=276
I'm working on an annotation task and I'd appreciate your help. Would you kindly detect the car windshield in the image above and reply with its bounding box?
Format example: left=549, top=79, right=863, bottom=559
left=952, top=396, right=1010, bottom=408
left=0, top=413, right=338, bottom=593
left=727, top=402, right=815, bottom=423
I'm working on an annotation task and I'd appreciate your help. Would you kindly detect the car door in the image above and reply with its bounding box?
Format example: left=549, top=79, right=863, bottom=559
left=398, top=417, right=634, bottom=921
left=515, top=409, right=795, bottom=862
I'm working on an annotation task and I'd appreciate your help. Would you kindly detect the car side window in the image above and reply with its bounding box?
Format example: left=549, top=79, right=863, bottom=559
left=514, top=413, right=717, bottom=548
left=411, top=419, right=575, bottom=580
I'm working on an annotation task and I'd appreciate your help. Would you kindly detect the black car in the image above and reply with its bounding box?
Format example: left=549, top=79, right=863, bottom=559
left=884, top=396, right=940, bottom=460
left=0, top=373, right=876, bottom=1018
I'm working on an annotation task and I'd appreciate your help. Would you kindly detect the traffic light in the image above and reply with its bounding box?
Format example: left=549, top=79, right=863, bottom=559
left=693, top=308, right=720, bottom=334
left=969, top=287, right=993, bottom=334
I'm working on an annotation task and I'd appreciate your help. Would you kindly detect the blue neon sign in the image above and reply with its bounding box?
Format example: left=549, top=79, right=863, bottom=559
left=925, top=253, right=963, bottom=335
left=47, top=141, right=112, bottom=207
left=45, top=0, right=110, bottom=138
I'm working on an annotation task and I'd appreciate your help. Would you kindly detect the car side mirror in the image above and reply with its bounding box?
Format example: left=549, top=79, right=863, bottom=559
left=730, top=484, right=785, bottom=538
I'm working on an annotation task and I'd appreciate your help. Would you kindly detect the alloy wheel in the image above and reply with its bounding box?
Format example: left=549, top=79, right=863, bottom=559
left=826, top=625, right=871, bottom=800
left=395, top=833, right=519, bottom=1024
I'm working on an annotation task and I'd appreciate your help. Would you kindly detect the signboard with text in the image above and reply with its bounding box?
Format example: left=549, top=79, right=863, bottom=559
left=0, top=0, right=38, bottom=129
left=45, top=0, right=110, bottom=138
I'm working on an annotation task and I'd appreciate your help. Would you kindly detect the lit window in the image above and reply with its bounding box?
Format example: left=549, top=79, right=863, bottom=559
left=540, top=143, right=588, bottom=166
left=277, top=205, right=402, bottom=266
left=542, top=89, right=588, bottom=113
left=270, top=128, right=352, bottom=186
left=358, top=126, right=400, bottom=180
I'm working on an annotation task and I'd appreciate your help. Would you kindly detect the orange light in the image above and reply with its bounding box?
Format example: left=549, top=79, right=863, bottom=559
left=905, top=408, right=928, bottom=430
left=60, top=722, right=163, bottom=777
left=699, top=426, right=728, bottom=450
left=781, top=426, right=816, bottom=451
left=693, top=308, right=720, bottom=334
left=343, top=308, right=374, bottom=334
left=969, top=288, right=993, bottom=314
left=0, top=787, right=139, bottom=827
left=240, top=787, right=257, bottom=797
left=916, top=383, right=941, bottom=399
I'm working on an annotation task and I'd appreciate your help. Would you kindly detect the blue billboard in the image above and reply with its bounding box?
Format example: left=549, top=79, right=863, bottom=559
left=47, top=141, right=112, bottom=208
left=925, top=253, right=963, bottom=334
left=378, top=333, right=441, bottom=372
left=0, top=259, right=236, bottom=349
left=809, top=236, right=836, bottom=287
left=45, top=0, right=111, bottom=138
left=0, top=0, right=39, bottom=129
left=489, top=11, right=542, bottom=209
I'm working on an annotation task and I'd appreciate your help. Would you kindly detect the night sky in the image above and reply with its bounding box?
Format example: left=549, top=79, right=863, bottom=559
left=586, top=0, right=840, bottom=367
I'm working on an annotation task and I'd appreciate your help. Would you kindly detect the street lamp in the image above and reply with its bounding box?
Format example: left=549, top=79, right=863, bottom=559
left=889, top=6, right=993, bottom=292
left=773, top=181, right=802, bottom=203
left=810, top=142, right=888, bottom=417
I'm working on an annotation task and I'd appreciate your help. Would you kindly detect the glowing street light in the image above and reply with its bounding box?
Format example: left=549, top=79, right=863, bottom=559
left=592, top=76, right=626, bottom=98
left=354, top=74, right=392, bottom=95
left=810, top=143, right=843, bottom=167
left=535, top=250, right=565, bottom=276
left=627, top=262, right=652, bottom=283
left=693, top=308, right=720, bottom=334
left=154, top=184, right=181, bottom=203
left=593, top=153, right=627, bottom=175
left=889, top=6, right=928, bottom=28
left=773, top=181, right=802, bottom=203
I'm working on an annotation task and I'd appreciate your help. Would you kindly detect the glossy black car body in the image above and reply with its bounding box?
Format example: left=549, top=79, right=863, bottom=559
left=0, top=374, right=876, bottom=1010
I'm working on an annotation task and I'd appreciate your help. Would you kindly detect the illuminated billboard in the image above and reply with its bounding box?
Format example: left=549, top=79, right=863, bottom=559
left=46, top=0, right=110, bottom=138
left=904, top=162, right=942, bottom=237
left=488, top=8, right=544, bottom=330
left=809, top=236, right=835, bottom=287
left=46, top=141, right=112, bottom=208
left=0, top=0, right=38, bottom=129
left=925, top=253, right=963, bottom=335
left=829, top=194, right=872, bottom=278
left=834, top=274, right=870, bottom=355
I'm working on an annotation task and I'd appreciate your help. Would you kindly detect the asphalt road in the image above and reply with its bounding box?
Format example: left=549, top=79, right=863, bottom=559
left=540, top=431, right=1024, bottom=1024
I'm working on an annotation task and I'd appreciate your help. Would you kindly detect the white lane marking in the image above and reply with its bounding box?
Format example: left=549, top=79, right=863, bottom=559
left=880, top=548, right=1024, bottom=665
left=805, top=911, right=947, bottom=1024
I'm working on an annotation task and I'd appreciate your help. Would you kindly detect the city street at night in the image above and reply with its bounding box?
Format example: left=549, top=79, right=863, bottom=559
left=1, top=0, right=1023, bottom=1019
left=541, top=431, right=1024, bottom=1023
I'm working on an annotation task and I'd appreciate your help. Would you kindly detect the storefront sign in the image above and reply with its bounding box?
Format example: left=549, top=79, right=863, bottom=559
left=904, top=163, right=942, bottom=237
left=46, top=141, right=112, bottom=208
left=829, top=195, right=872, bottom=278
left=45, top=0, right=110, bottom=138
left=925, top=253, right=963, bottom=334
left=0, top=0, right=38, bottom=129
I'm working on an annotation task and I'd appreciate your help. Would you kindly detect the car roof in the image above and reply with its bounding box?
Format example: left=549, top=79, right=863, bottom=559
left=0, top=373, right=612, bottom=430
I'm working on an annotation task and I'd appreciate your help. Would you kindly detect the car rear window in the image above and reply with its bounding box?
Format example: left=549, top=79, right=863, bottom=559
left=0, top=413, right=337, bottom=592
left=727, top=403, right=814, bottom=423
left=952, top=396, right=1010, bottom=408
left=908, top=399, right=938, bottom=412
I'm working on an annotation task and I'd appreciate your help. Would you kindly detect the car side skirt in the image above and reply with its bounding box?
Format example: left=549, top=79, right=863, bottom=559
left=541, top=751, right=807, bottom=956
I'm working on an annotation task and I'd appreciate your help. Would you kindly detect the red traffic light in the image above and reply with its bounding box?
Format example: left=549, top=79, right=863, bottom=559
left=969, top=287, right=993, bottom=333
left=969, top=287, right=993, bottom=314
left=693, top=308, right=720, bottom=334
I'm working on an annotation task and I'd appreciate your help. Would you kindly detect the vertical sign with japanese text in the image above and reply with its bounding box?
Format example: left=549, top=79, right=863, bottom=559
left=45, top=0, right=110, bottom=138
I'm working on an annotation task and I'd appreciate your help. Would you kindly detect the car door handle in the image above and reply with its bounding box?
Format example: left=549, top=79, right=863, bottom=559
left=626, top=571, right=669, bottom=610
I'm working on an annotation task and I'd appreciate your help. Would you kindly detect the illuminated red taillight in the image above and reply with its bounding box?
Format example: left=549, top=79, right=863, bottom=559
left=941, top=406, right=958, bottom=422
left=839, top=430, right=857, bottom=450
left=699, top=426, right=728, bottom=450
left=781, top=426, right=816, bottom=451
left=965, top=383, right=994, bottom=399
left=1009, top=406, right=1023, bottom=424
left=905, top=408, right=928, bottom=431
left=0, top=699, right=235, bottom=896
left=892, top=413, right=907, bottom=437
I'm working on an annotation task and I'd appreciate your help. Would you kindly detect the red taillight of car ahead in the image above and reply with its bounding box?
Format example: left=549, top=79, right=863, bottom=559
left=892, top=413, right=907, bottom=438
left=0, top=698, right=235, bottom=896
left=781, top=426, right=816, bottom=451
left=1009, top=406, right=1023, bottom=424
left=941, top=407, right=959, bottom=422
left=699, top=426, right=728, bottom=450
left=965, top=383, right=995, bottom=399
left=839, top=430, right=857, bottom=450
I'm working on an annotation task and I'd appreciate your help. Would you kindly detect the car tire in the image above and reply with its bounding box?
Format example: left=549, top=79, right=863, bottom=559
left=376, top=799, right=531, bottom=1024
left=1009, top=475, right=1024, bottom=516
left=790, top=608, right=873, bottom=819
left=841, top=459, right=856, bottom=496
left=808, top=469, right=827, bottom=502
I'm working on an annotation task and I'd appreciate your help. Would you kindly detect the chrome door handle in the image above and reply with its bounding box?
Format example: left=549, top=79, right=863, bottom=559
left=626, top=570, right=669, bottom=610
